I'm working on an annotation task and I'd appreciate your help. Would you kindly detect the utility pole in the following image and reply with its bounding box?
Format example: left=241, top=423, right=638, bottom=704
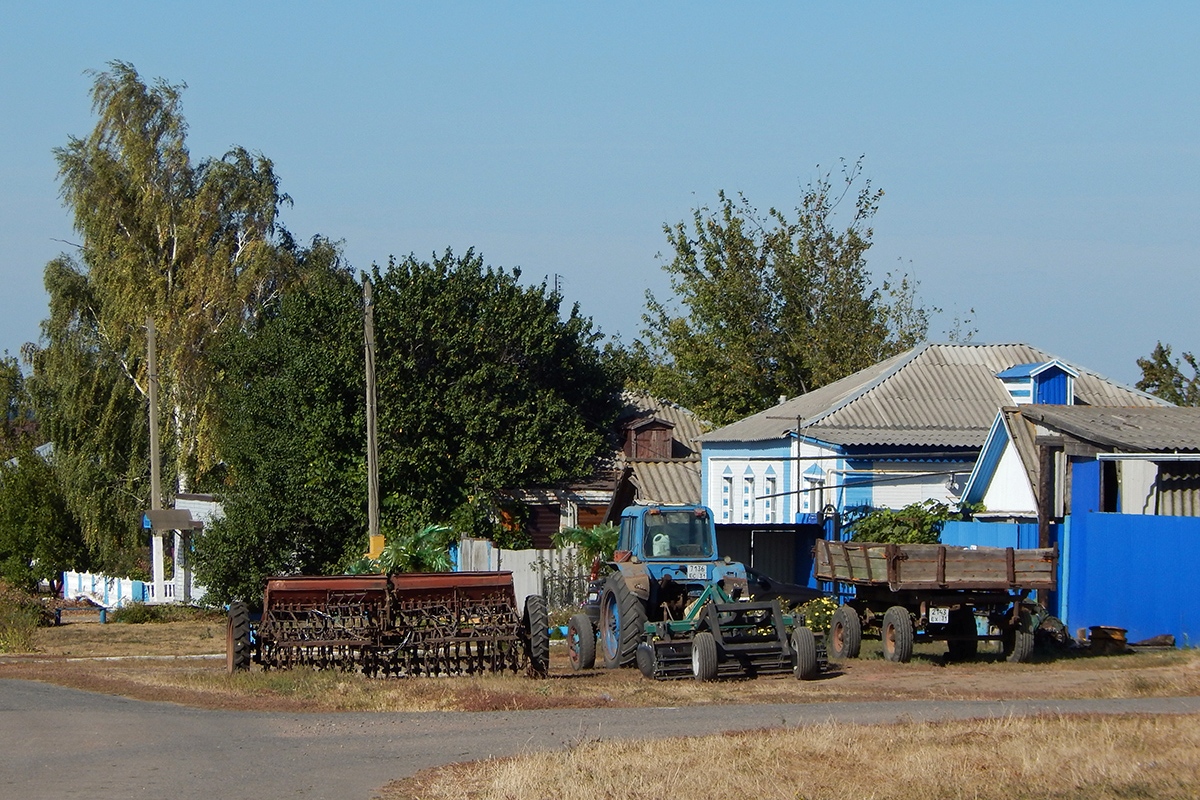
left=364, top=277, right=382, bottom=558
left=147, top=316, right=165, bottom=603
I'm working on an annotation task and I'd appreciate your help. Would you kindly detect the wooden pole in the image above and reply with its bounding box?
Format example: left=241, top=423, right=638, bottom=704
left=364, top=277, right=381, bottom=556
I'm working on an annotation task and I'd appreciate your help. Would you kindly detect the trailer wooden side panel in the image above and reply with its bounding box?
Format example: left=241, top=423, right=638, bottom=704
left=814, top=540, right=1057, bottom=591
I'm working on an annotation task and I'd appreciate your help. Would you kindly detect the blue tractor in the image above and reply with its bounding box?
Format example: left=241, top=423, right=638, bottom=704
left=566, top=504, right=824, bottom=681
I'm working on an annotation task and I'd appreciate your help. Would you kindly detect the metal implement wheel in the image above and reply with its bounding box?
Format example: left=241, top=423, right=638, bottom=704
left=882, top=605, right=914, bottom=663
left=829, top=605, right=862, bottom=660
left=636, top=642, right=657, bottom=679
left=599, top=573, right=647, bottom=668
left=791, top=626, right=819, bottom=680
left=523, top=594, right=550, bottom=677
left=226, top=602, right=251, bottom=674
left=567, top=613, right=596, bottom=671
left=1003, top=607, right=1035, bottom=663
left=946, top=608, right=978, bottom=662
left=691, top=631, right=718, bottom=681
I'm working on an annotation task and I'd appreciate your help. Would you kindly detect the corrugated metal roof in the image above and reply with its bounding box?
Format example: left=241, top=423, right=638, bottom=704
left=700, top=342, right=1167, bottom=448
left=627, top=458, right=702, bottom=505
left=1019, top=406, right=1200, bottom=452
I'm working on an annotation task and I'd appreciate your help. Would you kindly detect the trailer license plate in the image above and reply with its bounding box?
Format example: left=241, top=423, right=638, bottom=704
left=928, top=607, right=950, bottom=625
left=687, top=564, right=707, bottom=580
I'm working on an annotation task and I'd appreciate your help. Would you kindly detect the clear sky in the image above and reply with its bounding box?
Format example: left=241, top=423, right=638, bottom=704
left=2, top=3, right=1197, bottom=387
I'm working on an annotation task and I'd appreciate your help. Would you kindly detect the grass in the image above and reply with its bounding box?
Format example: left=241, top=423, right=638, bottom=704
left=380, top=713, right=1200, bottom=800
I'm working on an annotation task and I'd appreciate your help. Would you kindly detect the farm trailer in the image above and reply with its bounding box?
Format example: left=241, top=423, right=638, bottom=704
left=814, top=540, right=1057, bottom=663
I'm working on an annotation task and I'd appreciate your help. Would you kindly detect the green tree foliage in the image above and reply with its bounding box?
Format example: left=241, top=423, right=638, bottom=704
left=0, top=446, right=88, bottom=593
left=846, top=500, right=972, bottom=545
left=28, top=62, right=300, bottom=573
left=196, top=249, right=621, bottom=602
left=640, top=160, right=931, bottom=425
left=371, top=250, right=623, bottom=536
left=553, top=523, right=619, bottom=566
left=0, top=355, right=36, bottom=459
left=1137, top=341, right=1199, bottom=406
left=194, top=253, right=365, bottom=603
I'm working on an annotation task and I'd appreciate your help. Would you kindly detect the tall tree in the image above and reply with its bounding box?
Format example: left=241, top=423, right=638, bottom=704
left=28, top=62, right=299, bottom=572
left=195, top=248, right=623, bottom=602
left=0, top=355, right=36, bottom=459
left=1137, top=341, right=1199, bottom=406
left=640, top=160, right=930, bottom=425
left=0, top=444, right=88, bottom=594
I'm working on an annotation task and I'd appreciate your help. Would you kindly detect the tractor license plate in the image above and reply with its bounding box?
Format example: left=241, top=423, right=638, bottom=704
left=928, top=607, right=950, bottom=625
left=687, top=564, right=707, bottom=580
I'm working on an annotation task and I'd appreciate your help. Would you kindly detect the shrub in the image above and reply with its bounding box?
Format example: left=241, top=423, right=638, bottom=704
left=796, top=596, right=839, bottom=633
left=0, top=580, right=48, bottom=652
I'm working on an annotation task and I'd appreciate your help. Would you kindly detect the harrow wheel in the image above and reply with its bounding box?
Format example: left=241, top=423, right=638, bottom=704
left=524, top=594, right=550, bottom=677
left=691, top=631, right=718, bottom=682
left=226, top=602, right=251, bottom=674
left=791, top=626, right=819, bottom=680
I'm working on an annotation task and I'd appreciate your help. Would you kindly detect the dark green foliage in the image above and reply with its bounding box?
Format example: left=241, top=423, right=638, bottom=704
left=553, top=523, right=619, bottom=565
left=106, top=602, right=218, bottom=624
left=195, top=253, right=365, bottom=603
left=0, top=580, right=50, bottom=652
left=0, top=446, right=89, bottom=593
left=1137, top=341, right=1199, bottom=406
left=845, top=500, right=973, bottom=544
left=0, top=355, right=37, bottom=459
left=640, top=159, right=931, bottom=425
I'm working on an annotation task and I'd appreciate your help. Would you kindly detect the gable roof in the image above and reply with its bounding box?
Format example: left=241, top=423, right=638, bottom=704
left=700, top=342, right=1166, bottom=449
left=1020, top=405, right=1200, bottom=452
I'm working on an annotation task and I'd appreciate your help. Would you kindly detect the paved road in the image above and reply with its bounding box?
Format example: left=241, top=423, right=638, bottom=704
left=3, top=678, right=1198, bottom=800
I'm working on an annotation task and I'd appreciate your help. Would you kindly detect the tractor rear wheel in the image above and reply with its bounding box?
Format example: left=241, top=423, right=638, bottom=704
left=882, top=606, right=914, bottom=663
left=226, top=602, right=250, bottom=674
left=523, top=594, right=550, bottom=677
left=829, top=605, right=862, bottom=660
left=599, top=573, right=646, bottom=668
left=692, top=631, right=718, bottom=681
left=792, top=626, right=819, bottom=680
left=567, top=613, right=596, bottom=671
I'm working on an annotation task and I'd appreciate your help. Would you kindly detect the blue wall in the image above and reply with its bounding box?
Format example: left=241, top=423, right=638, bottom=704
left=941, top=520, right=1041, bottom=549
left=1064, top=512, right=1200, bottom=646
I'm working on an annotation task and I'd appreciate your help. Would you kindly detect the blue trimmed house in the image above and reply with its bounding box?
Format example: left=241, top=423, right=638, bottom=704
left=698, top=343, right=1163, bottom=587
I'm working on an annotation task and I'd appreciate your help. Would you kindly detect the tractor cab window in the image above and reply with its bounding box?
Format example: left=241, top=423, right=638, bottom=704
left=618, top=516, right=636, bottom=553
left=643, top=510, right=714, bottom=559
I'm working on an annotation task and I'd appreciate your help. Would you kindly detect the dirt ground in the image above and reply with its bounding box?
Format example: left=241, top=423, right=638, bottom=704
left=2, top=618, right=1198, bottom=712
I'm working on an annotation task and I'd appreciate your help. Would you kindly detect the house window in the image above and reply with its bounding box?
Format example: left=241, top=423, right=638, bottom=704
left=743, top=475, right=754, bottom=521
left=721, top=475, right=732, bottom=521
left=764, top=476, right=776, bottom=522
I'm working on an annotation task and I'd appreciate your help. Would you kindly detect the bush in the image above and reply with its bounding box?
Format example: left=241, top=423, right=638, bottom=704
left=107, top=603, right=220, bottom=624
left=796, top=596, right=839, bottom=633
left=0, top=580, right=49, bottom=652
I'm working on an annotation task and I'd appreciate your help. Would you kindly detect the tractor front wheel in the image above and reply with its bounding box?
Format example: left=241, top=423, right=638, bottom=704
left=600, top=574, right=647, bottom=668
left=567, top=613, right=596, bottom=671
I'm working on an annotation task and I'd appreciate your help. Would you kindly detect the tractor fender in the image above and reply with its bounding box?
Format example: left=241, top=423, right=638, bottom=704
left=612, top=562, right=652, bottom=602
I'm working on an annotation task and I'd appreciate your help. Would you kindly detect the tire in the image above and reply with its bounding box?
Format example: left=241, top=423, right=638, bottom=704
left=792, top=626, right=819, bottom=680
left=599, top=573, right=647, bottom=668
left=829, top=605, right=862, bottom=660
left=882, top=605, right=914, bottom=663
left=523, top=595, right=550, bottom=677
left=1003, top=607, right=1035, bottom=663
left=226, top=602, right=250, bottom=674
left=636, top=642, right=657, bottom=679
left=946, top=608, right=978, bottom=662
left=567, top=613, right=596, bottom=671
left=692, top=631, right=718, bottom=682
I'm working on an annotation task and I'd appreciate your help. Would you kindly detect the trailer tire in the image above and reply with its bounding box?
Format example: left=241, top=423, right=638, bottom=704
left=882, top=606, right=914, bottom=663
left=226, top=602, right=250, bottom=674
left=600, top=573, right=646, bottom=668
left=692, top=631, right=718, bottom=681
left=567, top=613, right=596, bottom=671
left=523, top=595, right=550, bottom=677
left=829, top=605, right=862, bottom=660
left=636, top=642, right=658, bottom=679
left=792, top=626, right=820, bottom=680
left=946, top=608, right=978, bottom=662
left=1003, top=608, right=1035, bottom=663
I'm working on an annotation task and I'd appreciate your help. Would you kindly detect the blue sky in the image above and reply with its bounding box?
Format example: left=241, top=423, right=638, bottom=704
left=2, top=3, right=1197, bottom=386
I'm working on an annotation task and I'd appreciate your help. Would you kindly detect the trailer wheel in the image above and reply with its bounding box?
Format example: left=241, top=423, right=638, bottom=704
left=829, top=605, right=862, bottom=660
left=946, top=608, right=978, bottom=662
left=636, top=642, right=658, bottom=679
left=882, top=606, right=914, bottom=663
left=523, top=595, right=550, bottom=677
left=567, top=613, right=596, bottom=671
left=600, top=574, right=646, bottom=668
left=226, top=602, right=250, bottom=674
left=792, top=626, right=820, bottom=680
left=692, top=631, right=718, bottom=681
left=1003, top=608, right=1035, bottom=663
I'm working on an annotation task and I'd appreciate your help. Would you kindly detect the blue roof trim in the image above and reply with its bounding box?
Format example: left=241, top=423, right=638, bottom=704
left=962, top=411, right=1010, bottom=504
left=996, top=359, right=1079, bottom=380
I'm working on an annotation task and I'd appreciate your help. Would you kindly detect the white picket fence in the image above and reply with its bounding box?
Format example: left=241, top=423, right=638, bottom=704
left=61, top=571, right=147, bottom=608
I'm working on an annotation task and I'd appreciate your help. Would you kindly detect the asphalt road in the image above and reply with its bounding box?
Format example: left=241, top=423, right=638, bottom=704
left=3, top=678, right=1198, bottom=800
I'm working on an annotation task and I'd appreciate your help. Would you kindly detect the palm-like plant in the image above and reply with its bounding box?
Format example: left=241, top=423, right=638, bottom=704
left=377, top=523, right=456, bottom=573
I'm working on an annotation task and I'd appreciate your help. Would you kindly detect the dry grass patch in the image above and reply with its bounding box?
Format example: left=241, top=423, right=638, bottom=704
left=29, top=619, right=224, bottom=657
left=382, top=712, right=1200, bottom=800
